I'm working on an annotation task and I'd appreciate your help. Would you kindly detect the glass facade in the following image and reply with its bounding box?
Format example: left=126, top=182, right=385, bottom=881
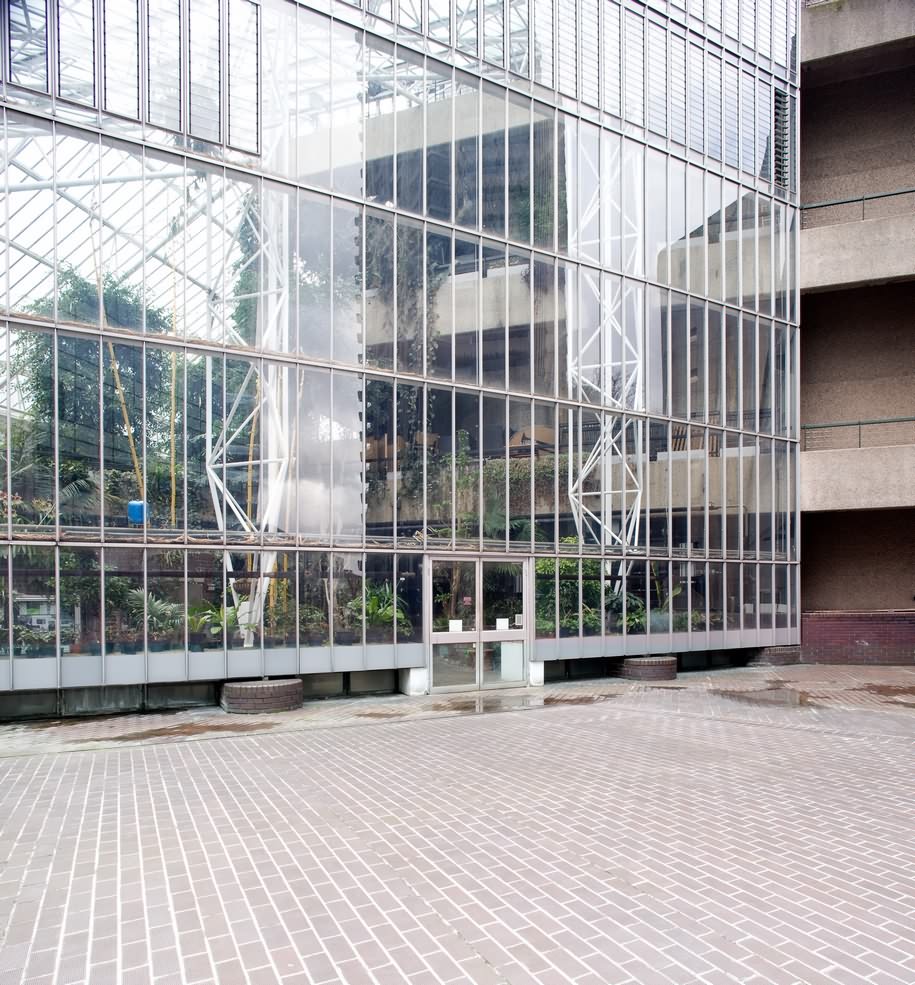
left=0, top=0, right=799, bottom=691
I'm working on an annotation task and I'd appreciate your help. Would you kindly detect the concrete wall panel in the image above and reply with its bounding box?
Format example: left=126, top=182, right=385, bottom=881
left=801, top=508, right=915, bottom=610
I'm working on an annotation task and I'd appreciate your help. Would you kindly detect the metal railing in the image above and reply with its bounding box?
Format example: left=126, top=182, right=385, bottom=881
left=801, top=416, right=915, bottom=451
left=801, top=187, right=915, bottom=229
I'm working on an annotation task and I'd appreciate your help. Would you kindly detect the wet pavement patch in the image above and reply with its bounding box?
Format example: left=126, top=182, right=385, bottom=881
left=354, top=709, right=409, bottom=719
left=850, top=684, right=915, bottom=701
left=710, top=685, right=815, bottom=707
left=542, top=694, right=616, bottom=706
left=72, top=720, right=277, bottom=743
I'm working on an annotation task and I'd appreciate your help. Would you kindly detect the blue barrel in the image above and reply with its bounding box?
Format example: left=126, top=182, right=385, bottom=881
left=127, top=500, right=146, bottom=525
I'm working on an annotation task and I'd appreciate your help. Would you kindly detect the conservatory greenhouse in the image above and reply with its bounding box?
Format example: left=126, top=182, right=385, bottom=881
left=0, top=0, right=799, bottom=707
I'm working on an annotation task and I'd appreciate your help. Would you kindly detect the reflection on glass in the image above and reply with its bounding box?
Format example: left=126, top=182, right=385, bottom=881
left=454, top=391, right=480, bottom=546
left=13, top=547, right=56, bottom=658
left=104, top=548, right=144, bottom=657
left=482, top=395, right=507, bottom=551
left=396, top=384, right=424, bottom=545
left=427, top=387, right=453, bottom=548
left=61, top=548, right=102, bottom=659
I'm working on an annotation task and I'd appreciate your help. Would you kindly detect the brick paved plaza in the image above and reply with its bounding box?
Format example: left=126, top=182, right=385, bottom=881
left=0, top=665, right=912, bottom=985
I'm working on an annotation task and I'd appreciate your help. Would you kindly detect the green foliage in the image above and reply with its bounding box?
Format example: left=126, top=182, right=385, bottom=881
left=347, top=580, right=411, bottom=635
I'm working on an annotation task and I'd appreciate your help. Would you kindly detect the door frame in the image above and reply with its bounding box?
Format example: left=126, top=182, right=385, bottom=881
left=425, top=555, right=532, bottom=692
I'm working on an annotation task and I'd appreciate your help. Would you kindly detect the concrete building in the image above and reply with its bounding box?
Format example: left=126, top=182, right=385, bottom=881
left=799, top=0, right=915, bottom=664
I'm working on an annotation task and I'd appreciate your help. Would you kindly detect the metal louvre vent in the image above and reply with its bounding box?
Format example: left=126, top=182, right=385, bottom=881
left=774, top=88, right=790, bottom=189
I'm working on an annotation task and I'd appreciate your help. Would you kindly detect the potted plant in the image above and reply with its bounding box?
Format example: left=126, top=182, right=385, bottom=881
left=128, top=589, right=181, bottom=651
left=299, top=604, right=328, bottom=646
left=351, top=581, right=411, bottom=644
left=187, top=605, right=212, bottom=651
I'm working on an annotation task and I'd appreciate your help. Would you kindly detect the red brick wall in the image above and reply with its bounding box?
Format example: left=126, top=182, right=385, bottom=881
left=801, top=611, right=915, bottom=665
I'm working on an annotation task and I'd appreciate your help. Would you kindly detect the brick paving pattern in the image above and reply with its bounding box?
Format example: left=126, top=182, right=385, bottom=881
left=0, top=664, right=912, bottom=985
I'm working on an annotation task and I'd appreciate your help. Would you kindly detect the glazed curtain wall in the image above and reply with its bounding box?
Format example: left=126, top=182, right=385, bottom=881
left=0, top=1, right=800, bottom=688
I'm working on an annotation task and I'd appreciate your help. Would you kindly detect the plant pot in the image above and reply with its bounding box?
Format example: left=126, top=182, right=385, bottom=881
left=37, top=644, right=56, bottom=657
left=334, top=630, right=357, bottom=646
left=149, top=640, right=169, bottom=652
left=120, top=639, right=140, bottom=654
left=365, top=626, right=392, bottom=644
left=304, top=631, right=324, bottom=646
left=189, top=632, right=205, bottom=652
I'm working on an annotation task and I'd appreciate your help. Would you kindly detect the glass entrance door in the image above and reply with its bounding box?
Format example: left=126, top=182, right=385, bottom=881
left=429, top=559, right=527, bottom=690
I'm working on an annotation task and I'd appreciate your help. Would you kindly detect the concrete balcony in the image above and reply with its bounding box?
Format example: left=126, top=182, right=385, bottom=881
left=800, top=441, right=915, bottom=513
left=803, top=0, right=915, bottom=66
left=800, top=210, right=915, bottom=293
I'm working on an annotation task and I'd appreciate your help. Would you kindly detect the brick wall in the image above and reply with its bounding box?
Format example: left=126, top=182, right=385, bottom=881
left=801, top=610, right=915, bottom=665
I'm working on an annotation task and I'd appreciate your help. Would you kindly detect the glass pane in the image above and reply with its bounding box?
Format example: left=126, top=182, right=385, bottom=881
left=58, top=0, right=96, bottom=105
left=396, top=218, right=424, bottom=375
left=13, top=547, right=56, bottom=658
left=396, top=554, right=422, bottom=644
left=481, top=395, right=506, bottom=550
left=332, top=201, right=363, bottom=366
left=365, top=378, right=394, bottom=545
left=535, top=557, right=555, bottom=639
left=10, top=328, right=55, bottom=538
left=426, top=63, right=454, bottom=222
left=148, top=0, right=182, bottom=130
left=332, top=372, right=364, bottom=546
left=396, top=383, right=424, bottom=545
left=263, top=551, right=296, bottom=651
left=104, top=547, right=144, bottom=658
left=224, top=550, right=260, bottom=656
left=454, top=235, right=480, bottom=385
left=60, top=547, right=101, bottom=660
left=433, top=641, right=476, bottom=687
left=481, top=84, right=505, bottom=237
left=482, top=562, right=523, bottom=631
left=332, top=554, right=362, bottom=646
left=427, top=387, right=454, bottom=548
left=581, top=558, right=601, bottom=636
left=299, top=552, right=330, bottom=647
left=363, top=553, right=396, bottom=645
left=558, top=557, right=579, bottom=637
left=103, top=341, right=145, bottom=537
left=454, top=72, right=479, bottom=228
left=427, top=229, right=453, bottom=380
left=58, top=335, right=100, bottom=536
left=454, top=391, right=480, bottom=547
left=147, top=548, right=185, bottom=653
left=482, top=641, right=524, bottom=684
left=432, top=560, right=475, bottom=632
left=10, top=0, right=49, bottom=90
left=188, top=1, right=221, bottom=142
left=297, top=367, right=331, bottom=544
left=365, top=211, right=395, bottom=371
left=187, top=551, right=225, bottom=653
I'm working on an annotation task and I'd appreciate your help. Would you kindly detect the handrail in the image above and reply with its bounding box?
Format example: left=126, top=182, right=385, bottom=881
left=801, top=187, right=915, bottom=211
left=801, top=415, right=915, bottom=430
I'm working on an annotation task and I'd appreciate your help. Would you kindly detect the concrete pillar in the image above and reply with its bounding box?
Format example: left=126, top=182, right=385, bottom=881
left=398, top=667, right=429, bottom=696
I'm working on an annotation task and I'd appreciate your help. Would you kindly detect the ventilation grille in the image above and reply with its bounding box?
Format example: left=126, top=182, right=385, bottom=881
left=774, top=88, right=790, bottom=189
